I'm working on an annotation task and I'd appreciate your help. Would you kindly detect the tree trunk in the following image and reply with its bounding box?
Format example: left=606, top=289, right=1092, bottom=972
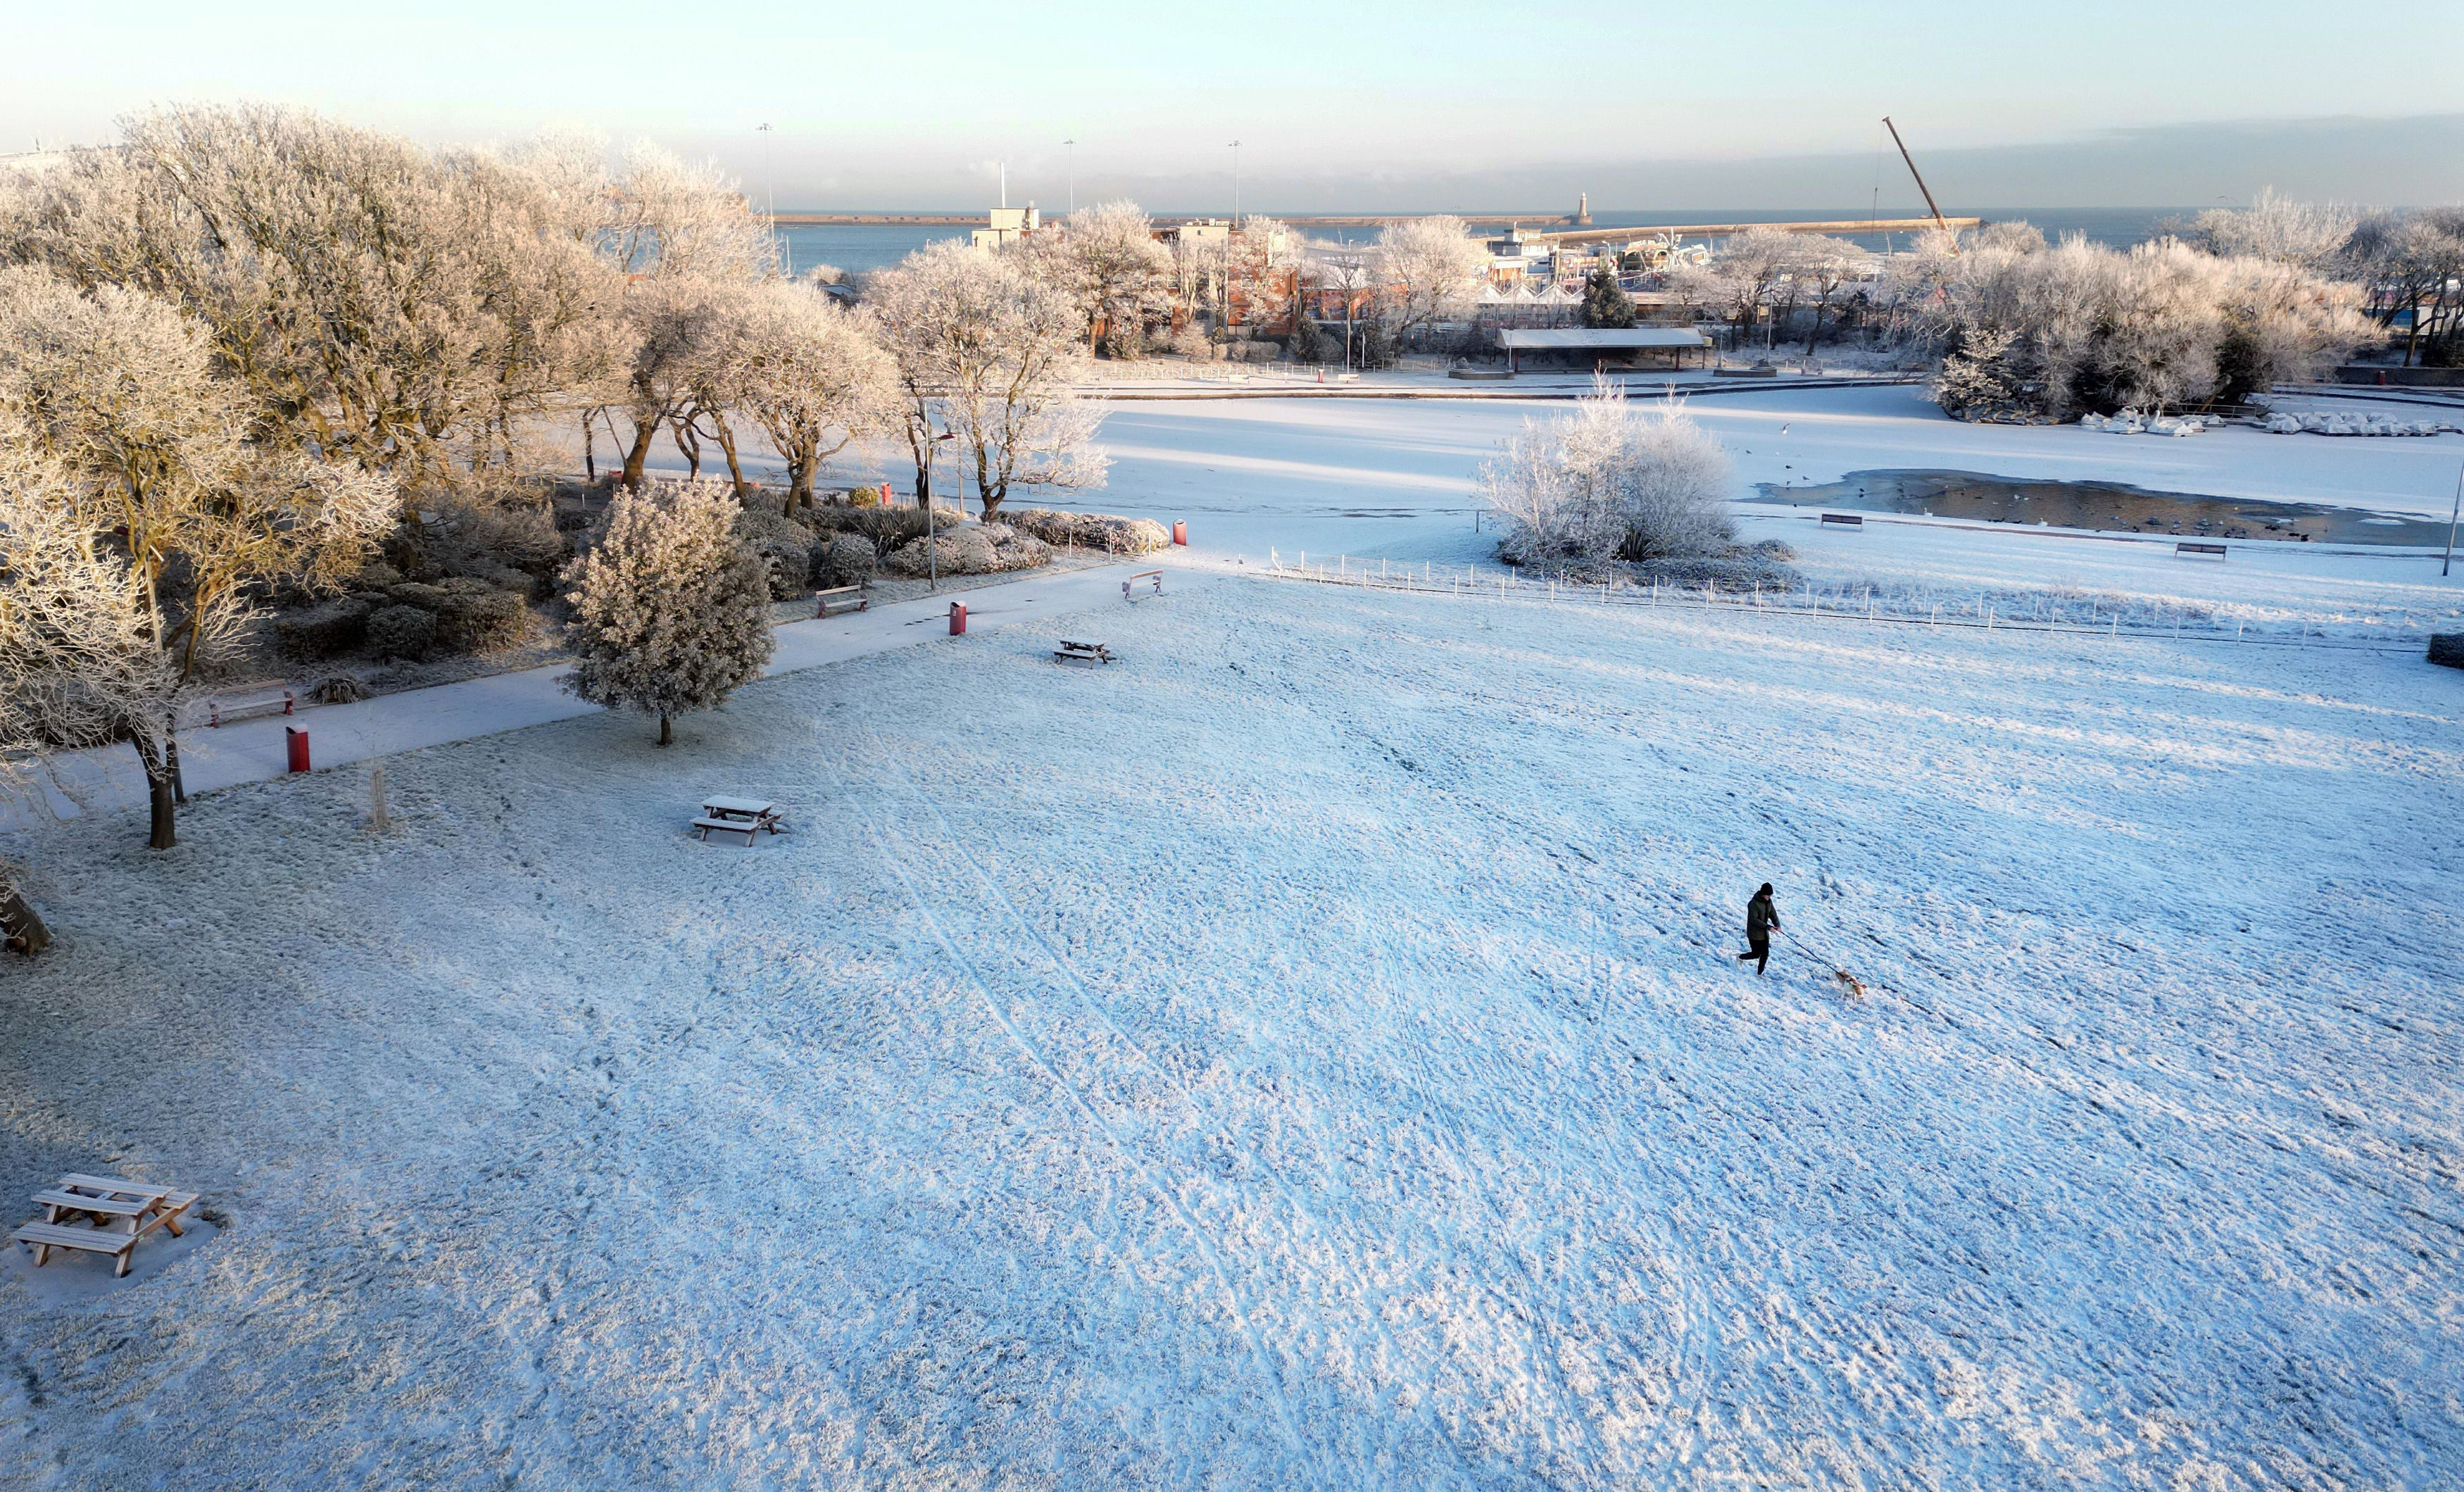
left=134, top=739, right=177, bottom=850
left=0, top=886, right=49, bottom=956
left=621, top=413, right=659, bottom=491
left=783, top=455, right=813, bottom=515
left=658, top=713, right=672, bottom=747
left=707, top=415, right=748, bottom=496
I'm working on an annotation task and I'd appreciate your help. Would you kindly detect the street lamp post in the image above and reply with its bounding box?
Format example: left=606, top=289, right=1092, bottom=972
left=1228, top=139, right=1241, bottom=220
left=2444, top=458, right=2462, bottom=578
left=1064, top=138, right=1075, bottom=215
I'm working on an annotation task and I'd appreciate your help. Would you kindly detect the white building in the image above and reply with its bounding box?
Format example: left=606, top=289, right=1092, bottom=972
left=971, top=205, right=1040, bottom=251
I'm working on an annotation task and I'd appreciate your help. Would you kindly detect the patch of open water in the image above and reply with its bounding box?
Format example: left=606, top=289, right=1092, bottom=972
left=1752, top=469, right=2450, bottom=546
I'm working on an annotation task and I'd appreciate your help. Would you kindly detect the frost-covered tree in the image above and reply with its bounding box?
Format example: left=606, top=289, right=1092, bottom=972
left=728, top=284, right=893, bottom=511
left=1376, top=215, right=1488, bottom=346
left=1791, top=236, right=1867, bottom=351
left=2344, top=208, right=2464, bottom=367
left=1709, top=227, right=1802, bottom=349
left=863, top=243, right=1106, bottom=518
left=0, top=415, right=165, bottom=943
left=1482, top=380, right=1734, bottom=569
left=601, top=145, right=781, bottom=491
left=1012, top=200, right=1173, bottom=352
left=0, top=268, right=394, bottom=848
left=1902, top=229, right=2369, bottom=419
left=561, top=480, right=774, bottom=746
left=1300, top=247, right=1381, bottom=366
left=2185, top=189, right=2357, bottom=271
left=0, top=105, right=622, bottom=478
left=1226, top=217, right=1297, bottom=337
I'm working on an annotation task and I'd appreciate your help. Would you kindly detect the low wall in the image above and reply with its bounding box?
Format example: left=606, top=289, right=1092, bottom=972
left=2335, top=365, right=2464, bottom=387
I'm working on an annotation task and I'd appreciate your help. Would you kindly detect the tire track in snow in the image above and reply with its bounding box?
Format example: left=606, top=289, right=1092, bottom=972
left=842, top=781, right=1318, bottom=1475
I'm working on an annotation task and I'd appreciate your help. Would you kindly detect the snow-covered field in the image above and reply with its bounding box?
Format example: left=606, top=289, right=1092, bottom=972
left=4, top=556, right=2460, bottom=1487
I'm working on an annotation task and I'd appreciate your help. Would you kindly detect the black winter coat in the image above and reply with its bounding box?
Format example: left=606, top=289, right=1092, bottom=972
left=1746, top=892, right=1779, bottom=943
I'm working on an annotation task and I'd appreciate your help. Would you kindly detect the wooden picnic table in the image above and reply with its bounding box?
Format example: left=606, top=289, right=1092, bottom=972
left=13, top=1174, right=199, bottom=1277
left=694, top=796, right=785, bottom=846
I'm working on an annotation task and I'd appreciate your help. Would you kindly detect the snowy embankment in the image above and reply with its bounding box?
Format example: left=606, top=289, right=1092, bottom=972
left=3, top=571, right=2458, bottom=1488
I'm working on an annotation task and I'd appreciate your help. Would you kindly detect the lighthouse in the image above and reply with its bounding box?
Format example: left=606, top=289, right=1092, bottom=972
left=1574, top=192, right=1592, bottom=226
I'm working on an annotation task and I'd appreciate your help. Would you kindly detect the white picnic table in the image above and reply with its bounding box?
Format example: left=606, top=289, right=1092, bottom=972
left=694, top=796, right=785, bottom=845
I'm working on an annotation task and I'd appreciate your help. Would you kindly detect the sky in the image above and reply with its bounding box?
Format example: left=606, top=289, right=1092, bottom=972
left=6, top=1, right=2460, bottom=212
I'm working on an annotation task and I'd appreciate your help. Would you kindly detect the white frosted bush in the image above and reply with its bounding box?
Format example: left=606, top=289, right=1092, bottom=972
left=1482, top=380, right=1735, bottom=568
left=1002, top=508, right=1169, bottom=555
left=561, top=480, right=774, bottom=746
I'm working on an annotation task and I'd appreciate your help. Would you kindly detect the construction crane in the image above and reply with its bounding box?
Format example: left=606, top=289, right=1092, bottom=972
left=1882, top=116, right=1953, bottom=242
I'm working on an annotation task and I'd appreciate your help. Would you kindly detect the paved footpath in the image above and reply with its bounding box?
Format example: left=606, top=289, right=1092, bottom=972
left=25, top=560, right=1159, bottom=825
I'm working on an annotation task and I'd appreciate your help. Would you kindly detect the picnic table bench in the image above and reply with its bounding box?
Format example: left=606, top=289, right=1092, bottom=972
left=1820, top=512, right=1865, bottom=528
left=815, top=584, right=869, bottom=618
left=1055, top=639, right=1116, bottom=667
left=1123, top=570, right=1164, bottom=602
left=2176, top=541, right=2228, bottom=559
left=206, top=684, right=295, bottom=728
left=12, top=1174, right=198, bottom=1277
left=693, top=795, right=784, bottom=846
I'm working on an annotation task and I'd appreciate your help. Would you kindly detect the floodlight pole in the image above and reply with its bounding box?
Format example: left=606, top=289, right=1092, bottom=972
left=1064, top=138, right=1075, bottom=215
left=758, top=123, right=775, bottom=253
left=1229, top=140, right=1240, bottom=220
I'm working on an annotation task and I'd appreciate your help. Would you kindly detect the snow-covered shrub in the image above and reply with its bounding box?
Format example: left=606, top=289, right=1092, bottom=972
left=366, top=605, right=436, bottom=660
left=881, top=522, right=1052, bottom=577
left=275, top=597, right=375, bottom=660
left=386, top=582, right=450, bottom=611
left=407, top=482, right=566, bottom=588
left=1483, top=380, right=1735, bottom=569
left=429, top=579, right=529, bottom=654
left=806, top=502, right=967, bottom=551
left=1000, top=508, right=1170, bottom=555
left=816, top=532, right=877, bottom=587
left=734, top=506, right=819, bottom=598
left=307, top=675, right=368, bottom=704
left=560, top=479, right=775, bottom=746
left=886, top=527, right=997, bottom=577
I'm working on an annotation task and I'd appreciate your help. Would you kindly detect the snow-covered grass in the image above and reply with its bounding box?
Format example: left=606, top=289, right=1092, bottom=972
left=4, top=570, right=2458, bottom=1488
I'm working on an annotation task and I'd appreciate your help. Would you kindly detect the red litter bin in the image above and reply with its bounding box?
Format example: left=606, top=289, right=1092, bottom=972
left=948, top=601, right=967, bottom=635
left=1171, top=521, right=1188, bottom=546
left=284, top=726, right=310, bottom=774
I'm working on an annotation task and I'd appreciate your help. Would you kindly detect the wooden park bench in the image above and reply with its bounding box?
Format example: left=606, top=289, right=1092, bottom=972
left=206, top=684, right=295, bottom=728
left=1055, top=639, right=1115, bottom=667
left=815, top=584, right=869, bottom=619
left=1820, top=513, right=1865, bottom=529
left=2176, top=541, right=2228, bottom=559
left=693, top=796, right=784, bottom=846
left=1122, top=570, right=1164, bottom=603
